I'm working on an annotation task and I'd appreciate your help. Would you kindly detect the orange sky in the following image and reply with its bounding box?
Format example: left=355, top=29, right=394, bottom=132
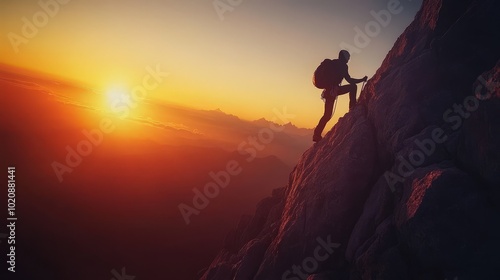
left=0, top=0, right=422, bottom=128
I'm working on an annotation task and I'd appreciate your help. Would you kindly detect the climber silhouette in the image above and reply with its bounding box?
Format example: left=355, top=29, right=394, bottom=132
left=313, top=50, right=367, bottom=142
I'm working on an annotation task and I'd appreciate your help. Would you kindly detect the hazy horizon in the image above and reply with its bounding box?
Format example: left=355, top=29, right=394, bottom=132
left=0, top=66, right=300, bottom=279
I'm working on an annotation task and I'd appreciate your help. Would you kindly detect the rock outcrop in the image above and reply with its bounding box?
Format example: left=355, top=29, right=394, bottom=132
left=201, top=0, right=500, bottom=279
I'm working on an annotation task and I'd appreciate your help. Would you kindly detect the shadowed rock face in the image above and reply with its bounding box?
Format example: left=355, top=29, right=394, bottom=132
left=201, top=0, right=500, bottom=279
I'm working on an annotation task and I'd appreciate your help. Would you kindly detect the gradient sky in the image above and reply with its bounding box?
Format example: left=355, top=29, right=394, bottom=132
left=1, top=0, right=422, bottom=128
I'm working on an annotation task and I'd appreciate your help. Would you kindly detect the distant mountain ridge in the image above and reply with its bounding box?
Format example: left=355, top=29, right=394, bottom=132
left=252, top=118, right=312, bottom=137
left=0, top=65, right=313, bottom=166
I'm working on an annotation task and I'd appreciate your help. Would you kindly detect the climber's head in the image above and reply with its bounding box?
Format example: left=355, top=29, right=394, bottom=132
left=339, top=50, right=350, bottom=63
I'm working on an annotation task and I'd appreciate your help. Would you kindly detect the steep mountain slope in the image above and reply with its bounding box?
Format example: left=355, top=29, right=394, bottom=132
left=201, top=0, right=500, bottom=279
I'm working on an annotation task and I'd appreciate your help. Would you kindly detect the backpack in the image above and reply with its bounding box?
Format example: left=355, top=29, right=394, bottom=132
left=312, top=59, right=336, bottom=89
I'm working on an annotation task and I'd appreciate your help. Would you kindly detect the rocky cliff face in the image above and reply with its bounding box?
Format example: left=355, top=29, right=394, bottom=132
left=201, top=0, right=500, bottom=279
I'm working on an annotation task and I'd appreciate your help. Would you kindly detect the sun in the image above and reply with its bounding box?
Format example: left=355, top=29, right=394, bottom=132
left=105, top=86, right=130, bottom=112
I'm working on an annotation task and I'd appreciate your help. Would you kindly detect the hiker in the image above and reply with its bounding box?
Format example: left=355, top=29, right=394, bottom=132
left=312, top=50, right=367, bottom=142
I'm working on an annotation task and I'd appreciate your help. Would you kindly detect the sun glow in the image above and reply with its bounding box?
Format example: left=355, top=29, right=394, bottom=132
left=105, top=86, right=130, bottom=112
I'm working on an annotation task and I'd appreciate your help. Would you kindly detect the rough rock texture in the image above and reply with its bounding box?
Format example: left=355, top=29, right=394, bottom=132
left=201, top=0, right=500, bottom=279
